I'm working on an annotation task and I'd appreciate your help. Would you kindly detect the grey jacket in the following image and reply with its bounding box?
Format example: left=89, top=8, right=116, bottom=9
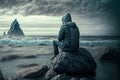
left=58, top=13, right=80, bottom=51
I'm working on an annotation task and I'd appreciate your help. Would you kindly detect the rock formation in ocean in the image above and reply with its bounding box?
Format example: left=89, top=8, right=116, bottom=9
left=7, top=19, right=25, bottom=37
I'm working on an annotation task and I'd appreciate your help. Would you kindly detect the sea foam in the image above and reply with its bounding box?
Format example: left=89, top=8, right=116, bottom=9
left=0, top=37, right=119, bottom=46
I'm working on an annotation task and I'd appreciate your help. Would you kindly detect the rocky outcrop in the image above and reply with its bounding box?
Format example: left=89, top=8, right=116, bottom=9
left=52, top=47, right=96, bottom=75
left=10, top=47, right=96, bottom=80
left=100, top=47, right=120, bottom=61
left=7, top=19, right=25, bottom=37
left=9, top=65, right=48, bottom=80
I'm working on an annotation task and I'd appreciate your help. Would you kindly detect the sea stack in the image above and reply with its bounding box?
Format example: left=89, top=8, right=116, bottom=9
left=7, top=19, right=25, bottom=37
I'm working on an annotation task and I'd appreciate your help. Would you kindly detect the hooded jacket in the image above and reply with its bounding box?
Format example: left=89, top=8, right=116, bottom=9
left=58, top=13, right=80, bottom=51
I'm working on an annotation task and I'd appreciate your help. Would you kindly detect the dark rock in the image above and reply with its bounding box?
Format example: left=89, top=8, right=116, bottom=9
left=0, top=54, right=38, bottom=62
left=22, top=54, right=38, bottom=58
left=44, top=65, right=57, bottom=80
left=10, top=65, right=48, bottom=80
left=0, top=46, right=4, bottom=48
left=51, top=74, right=71, bottom=80
left=100, top=47, right=120, bottom=61
left=10, top=47, right=97, bottom=80
left=7, top=19, right=25, bottom=37
left=16, top=63, right=39, bottom=68
left=0, top=54, right=21, bottom=62
left=0, top=70, right=4, bottom=80
left=52, top=47, right=96, bottom=76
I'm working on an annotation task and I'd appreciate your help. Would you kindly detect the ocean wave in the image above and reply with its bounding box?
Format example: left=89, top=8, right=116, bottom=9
left=0, top=37, right=119, bottom=47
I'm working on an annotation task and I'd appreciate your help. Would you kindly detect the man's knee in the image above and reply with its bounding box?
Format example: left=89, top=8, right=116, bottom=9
left=53, top=40, right=57, bottom=43
left=53, top=40, right=58, bottom=45
left=53, top=40, right=63, bottom=50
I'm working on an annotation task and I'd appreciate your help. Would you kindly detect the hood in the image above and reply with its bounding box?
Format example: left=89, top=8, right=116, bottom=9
left=62, top=13, right=72, bottom=24
left=66, top=22, right=77, bottom=28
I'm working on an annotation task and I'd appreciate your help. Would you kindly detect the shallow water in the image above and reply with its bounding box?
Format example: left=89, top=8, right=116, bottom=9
left=0, top=55, right=53, bottom=80
left=0, top=54, right=119, bottom=80
left=95, top=60, right=119, bottom=80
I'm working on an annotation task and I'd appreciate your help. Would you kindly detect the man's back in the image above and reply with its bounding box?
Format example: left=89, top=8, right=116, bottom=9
left=58, top=21, right=80, bottom=51
left=52, top=13, right=80, bottom=59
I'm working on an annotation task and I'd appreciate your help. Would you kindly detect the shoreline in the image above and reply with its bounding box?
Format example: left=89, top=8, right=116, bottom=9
left=0, top=45, right=119, bottom=80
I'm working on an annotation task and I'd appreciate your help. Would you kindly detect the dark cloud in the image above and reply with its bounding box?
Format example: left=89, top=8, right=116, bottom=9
left=0, top=0, right=119, bottom=17
left=0, top=0, right=120, bottom=36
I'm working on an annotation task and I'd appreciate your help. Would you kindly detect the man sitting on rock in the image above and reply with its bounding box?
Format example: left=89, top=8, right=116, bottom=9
left=52, top=13, right=80, bottom=59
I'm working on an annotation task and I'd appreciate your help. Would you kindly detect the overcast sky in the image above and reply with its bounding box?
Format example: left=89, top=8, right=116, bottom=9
left=0, top=0, right=119, bottom=36
left=0, top=0, right=117, bottom=16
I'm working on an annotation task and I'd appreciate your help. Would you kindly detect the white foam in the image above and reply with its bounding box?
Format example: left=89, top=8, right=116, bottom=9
left=0, top=37, right=119, bottom=46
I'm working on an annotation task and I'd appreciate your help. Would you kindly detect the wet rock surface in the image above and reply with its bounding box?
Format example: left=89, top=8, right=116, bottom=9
left=10, top=47, right=96, bottom=80
left=10, top=65, right=48, bottom=80
left=52, top=47, right=96, bottom=75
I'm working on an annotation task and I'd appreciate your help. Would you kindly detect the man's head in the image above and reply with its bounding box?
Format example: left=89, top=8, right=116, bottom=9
left=62, top=13, right=72, bottom=24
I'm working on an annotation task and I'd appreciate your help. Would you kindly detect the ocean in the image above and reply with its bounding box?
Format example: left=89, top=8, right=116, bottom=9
left=0, top=35, right=119, bottom=47
left=0, top=35, right=119, bottom=80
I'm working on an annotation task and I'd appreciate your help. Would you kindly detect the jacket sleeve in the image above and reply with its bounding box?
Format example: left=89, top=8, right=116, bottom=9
left=77, top=27, right=80, bottom=39
left=58, top=25, right=65, bottom=42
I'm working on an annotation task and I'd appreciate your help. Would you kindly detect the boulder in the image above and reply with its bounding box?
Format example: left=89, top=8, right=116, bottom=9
left=7, top=19, right=25, bottom=37
left=100, top=47, right=120, bottom=61
left=0, top=70, right=4, bottom=80
left=10, top=65, right=48, bottom=80
left=52, top=47, right=97, bottom=76
left=44, top=65, right=57, bottom=80
left=10, top=47, right=96, bottom=80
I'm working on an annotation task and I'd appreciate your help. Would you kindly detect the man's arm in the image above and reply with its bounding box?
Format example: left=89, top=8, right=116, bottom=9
left=58, top=26, right=65, bottom=42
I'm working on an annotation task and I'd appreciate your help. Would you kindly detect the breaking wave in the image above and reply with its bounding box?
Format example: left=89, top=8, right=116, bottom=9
left=0, top=37, right=119, bottom=47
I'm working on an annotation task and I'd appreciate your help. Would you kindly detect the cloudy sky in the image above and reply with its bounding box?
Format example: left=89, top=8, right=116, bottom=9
left=0, top=0, right=120, bottom=36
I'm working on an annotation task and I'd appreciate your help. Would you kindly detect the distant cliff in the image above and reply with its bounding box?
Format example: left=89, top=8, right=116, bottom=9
left=7, top=19, right=25, bottom=37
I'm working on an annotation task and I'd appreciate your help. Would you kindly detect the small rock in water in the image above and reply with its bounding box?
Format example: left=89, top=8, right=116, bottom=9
left=22, top=54, right=38, bottom=58
left=10, top=65, right=48, bottom=80
left=16, top=63, right=39, bottom=68
left=0, top=54, right=21, bottom=62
